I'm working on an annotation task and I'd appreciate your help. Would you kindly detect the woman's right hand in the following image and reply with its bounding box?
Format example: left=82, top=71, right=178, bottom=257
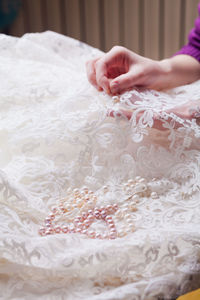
left=86, top=46, right=171, bottom=95
left=86, top=46, right=200, bottom=95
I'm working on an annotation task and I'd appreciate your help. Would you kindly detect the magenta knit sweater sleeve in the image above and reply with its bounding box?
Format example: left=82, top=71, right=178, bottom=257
left=174, top=3, right=200, bottom=62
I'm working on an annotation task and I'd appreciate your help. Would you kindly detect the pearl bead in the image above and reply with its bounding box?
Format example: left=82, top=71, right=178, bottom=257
left=84, top=220, right=90, bottom=227
left=113, top=204, right=118, bottom=210
left=77, top=222, right=83, bottom=228
left=124, top=213, right=132, bottom=220
left=65, top=204, right=71, bottom=211
left=132, top=194, right=139, bottom=203
left=51, top=206, right=57, bottom=213
left=118, top=230, right=126, bottom=237
left=151, top=192, right=158, bottom=199
left=82, top=212, right=88, bottom=219
left=106, top=205, right=112, bottom=211
left=69, top=225, right=75, bottom=233
left=101, top=210, right=107, bottom=218
left=46, top=228, right=54, bottom=235
left=49, top=213, right=55, bottom=220
left=103, top=185, right=108, bottom=193
left=82, top=186, right=88, bottom=191
left=87, top=231, right=95, bottom=238
left=87, top=215, right=94, bottom=222
left=96, top=233, right=102, bottom=239
left=45, top=217, right=51, bottom=223
left=105, top=215, right=112, bottom=221
left=128, top=179, right=134, bottom=185
left=129, top=205, right=137, bottom=212
left=109, top=233, right=117, bottom=239
left=55, top=226, right=61, bottom=233
left=74, top=218, right=80, bottom=224
left=102, top=234, right=108, bottom=239
left=62, top=226, right=68, bottom=233
left=109, top=223, right=115, bottom=229
left=73, top=188, right=79, bottom=194
left=38, top=228, right=46, bottom=236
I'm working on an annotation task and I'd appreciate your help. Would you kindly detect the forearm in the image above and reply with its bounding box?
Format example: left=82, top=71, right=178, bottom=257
left=159, top=55, right=200, bottom=89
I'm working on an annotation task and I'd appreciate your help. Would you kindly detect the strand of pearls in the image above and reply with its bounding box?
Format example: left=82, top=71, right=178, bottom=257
left=39, top=176, right=162, bottom=239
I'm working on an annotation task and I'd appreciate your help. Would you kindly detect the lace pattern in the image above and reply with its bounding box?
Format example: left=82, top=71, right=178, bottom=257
left=0, top=31, right=200, bottom=299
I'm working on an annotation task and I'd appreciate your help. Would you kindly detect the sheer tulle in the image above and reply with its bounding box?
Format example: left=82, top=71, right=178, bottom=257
left=0, top=31, right=200, bottom=300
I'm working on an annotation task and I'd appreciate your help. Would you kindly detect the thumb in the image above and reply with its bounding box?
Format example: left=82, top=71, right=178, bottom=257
left=110, top=68, right=143, bottom=94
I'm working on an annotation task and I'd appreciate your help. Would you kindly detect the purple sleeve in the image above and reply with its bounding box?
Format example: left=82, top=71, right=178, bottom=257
left=174, top=3, right=200, bottom=62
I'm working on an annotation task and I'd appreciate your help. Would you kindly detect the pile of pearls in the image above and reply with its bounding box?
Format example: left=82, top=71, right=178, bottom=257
left=39, top=176, right=162, bottom=239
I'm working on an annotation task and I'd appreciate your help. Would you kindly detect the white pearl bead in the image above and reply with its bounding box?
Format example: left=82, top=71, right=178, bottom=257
left=132, top=194, right=139, bottom=202
left=124, top=213, right=132, bottom=221
left=118, top=230, right=126, bottom=237
left=151, top=192, right=158, bottom=199
left=128, top=179, right=134, bottom=185
left=138, top=178, right=146, bottom=183
left=96, top=233, right=102, bottom=239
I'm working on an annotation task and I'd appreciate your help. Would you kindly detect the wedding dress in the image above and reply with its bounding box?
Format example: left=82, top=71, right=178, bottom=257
left=0, top=31, right=200, bottom=300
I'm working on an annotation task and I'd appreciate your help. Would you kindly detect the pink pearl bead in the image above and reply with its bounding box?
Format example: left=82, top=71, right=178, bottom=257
left=95, top=233, right=102, bottom=239
left=88, top=209, right=93, bottom=215
left=94, top=212, right=100, bottom=219
left=113, top=204, right=118, bottom=210
left=77, top=222, right=83, bottom=228
left=62, top=226, right=68, bottom=233
left=74, top=218, right=80, bottom=224
left=87, top=231, right=96, bottom=238
left=82, top=212, right=88, bottom=219
left=45, top=217, right=51, bottom=223
left=101, top=210, right=107, bottom=218
left=51, top=206, right=57, bottom=213
left=38, top=228, right=46, bottom=236
left=106, top=205, right=112, bottom=211
left=55, top=226, right=61, bottom=233
left=107, top=219, right=113, bottom=224
left=82, top=229, right=87, bottom=234
left=49, top=213, right=55, bottom=220
left=109, top=223, right=115, bottom=229
left=46, top=228, right=54, bottom=235
left=84, top=220, right=90, bottom=227
left=109, top=233, right=117, bottom=239
left=76, top=228, right=82, bottom=233
left=87, top=215, right=94, bottom=222
left=105, top=216, right=112, bottom=221
left=102, top=234, right=108, bottom=239
left=69, top=225, right=75, bottom=233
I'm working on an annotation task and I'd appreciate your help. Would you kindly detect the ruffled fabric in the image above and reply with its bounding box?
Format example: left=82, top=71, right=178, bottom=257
left=0, top=31, right=200, bottom=300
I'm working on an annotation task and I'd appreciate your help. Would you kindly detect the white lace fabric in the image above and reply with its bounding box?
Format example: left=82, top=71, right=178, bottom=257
left=0, top=31, right=200, bottom=300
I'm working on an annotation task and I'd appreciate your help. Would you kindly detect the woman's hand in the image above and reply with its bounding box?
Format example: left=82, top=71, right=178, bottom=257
left=86, top=46, right=200, bottom=95
left=86, top=46, right=169, bottom=94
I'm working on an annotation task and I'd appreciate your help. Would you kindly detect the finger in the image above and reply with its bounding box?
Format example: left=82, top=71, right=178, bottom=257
left=110, top=67, right=144, bottom=95
left=86, top=58, right=102, bottom=91
left=95, top=58, right=110, bottom=94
